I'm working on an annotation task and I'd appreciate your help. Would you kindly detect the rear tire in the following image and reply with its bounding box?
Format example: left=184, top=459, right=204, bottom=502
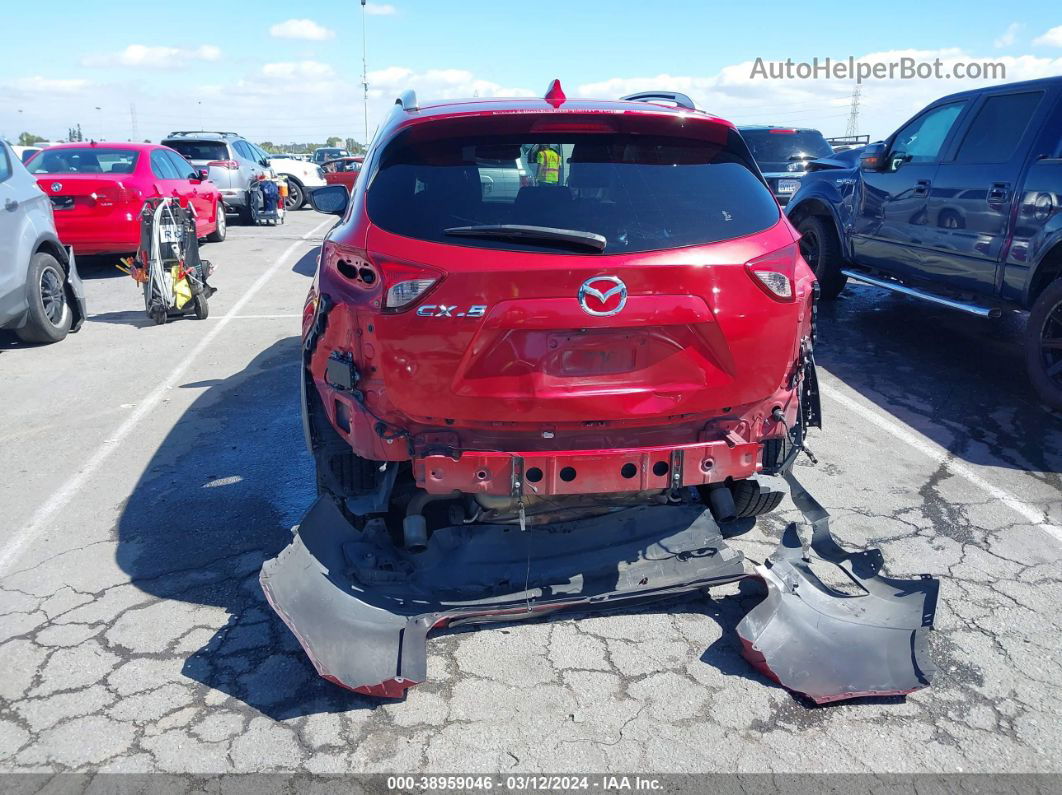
left=16, top=253, right=72, bottom=344
left=206, top=202, right=226, bottom=242
left=1025, top=277, right=1062, bottom=410
left=796, top=216, right=847, bottom=300
left=731, top=480, right=785, bottom=518
left=193, top=292, right=209, bottom=320
left=237, top=190, right=258, bottom=225
left=284, top=179, right=305, bottom=210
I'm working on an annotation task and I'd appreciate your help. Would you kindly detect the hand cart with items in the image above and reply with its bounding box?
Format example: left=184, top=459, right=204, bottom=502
left=117, top=198, right=216, bottom=325
left=248, top=175, right=287, bottom=226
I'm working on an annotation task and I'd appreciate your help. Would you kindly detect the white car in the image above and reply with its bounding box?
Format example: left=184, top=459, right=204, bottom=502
left=265, top=155, right=327, bottom=210
left=11, top=145, right=44, bottom=164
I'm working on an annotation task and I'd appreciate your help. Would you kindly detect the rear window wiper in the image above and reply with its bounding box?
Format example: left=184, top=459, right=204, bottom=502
left=443, top=225, right=607, bottom=252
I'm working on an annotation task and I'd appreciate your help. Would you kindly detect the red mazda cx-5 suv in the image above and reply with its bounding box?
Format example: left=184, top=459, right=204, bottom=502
left=264, top=82, right=828, bottom=696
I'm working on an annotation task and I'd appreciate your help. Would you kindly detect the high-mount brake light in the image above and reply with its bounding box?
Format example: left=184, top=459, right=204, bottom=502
left=530, top=120, right=616, bottom=133
left=745, top=243, right=798, bottom=301
left=769, top=129, right=798, bottom=134
left=207, top=160, right=240, bottom=170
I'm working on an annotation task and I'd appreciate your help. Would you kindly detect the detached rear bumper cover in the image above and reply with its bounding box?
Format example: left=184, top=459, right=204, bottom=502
left=261, top=476, right=939, bottom=703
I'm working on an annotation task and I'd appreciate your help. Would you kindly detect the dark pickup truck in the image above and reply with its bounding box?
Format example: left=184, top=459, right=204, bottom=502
left=785, top=77, right=1062, bottom=409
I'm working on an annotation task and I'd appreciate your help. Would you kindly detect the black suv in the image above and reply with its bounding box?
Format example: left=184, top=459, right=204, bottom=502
left=786, top=77, right=1062, bottom=409
left=738, top=126, right=834, bottom=205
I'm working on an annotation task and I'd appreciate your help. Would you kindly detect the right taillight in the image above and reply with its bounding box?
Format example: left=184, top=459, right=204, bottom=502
left=207, top=160, right=240, bottom=170
left=745, top=243, right=797, bottom=301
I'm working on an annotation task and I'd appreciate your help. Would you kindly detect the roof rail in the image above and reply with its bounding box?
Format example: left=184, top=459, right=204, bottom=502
left=395, top=90, right=418, bottom=112
left=165, top=131, right=240, bottom=138
left=619, top=91, right=696, bottom=111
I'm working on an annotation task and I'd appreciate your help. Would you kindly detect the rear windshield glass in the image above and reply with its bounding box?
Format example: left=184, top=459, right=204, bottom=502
left=27, top=148, right=139, bottom=174
left=163, top=141, right=228, bottom=162
left=367, top=131, right=779, bottom=254
left=739, top=130, right=833, bottom=167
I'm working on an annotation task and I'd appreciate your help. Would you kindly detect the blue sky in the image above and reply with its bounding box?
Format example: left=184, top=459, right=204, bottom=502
left=2, top=0, right=1060, bottom=145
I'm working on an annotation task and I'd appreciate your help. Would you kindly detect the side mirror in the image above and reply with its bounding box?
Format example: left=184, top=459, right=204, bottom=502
left=859, top=143, right=887, bottom=173
left=196, top=168, right=209, bottom=181
left=309, top=184, right=349, bottom=216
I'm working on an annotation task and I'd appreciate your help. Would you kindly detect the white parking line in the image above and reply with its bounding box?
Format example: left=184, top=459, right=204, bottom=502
left=820, top=382, right=1062, bottom=545
left=0, top=219, right=332, bottom=577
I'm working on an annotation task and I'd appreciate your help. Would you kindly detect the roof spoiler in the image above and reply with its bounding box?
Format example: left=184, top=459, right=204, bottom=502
left=395, top=90, right=418, bottom=112
left=620, top=91, right=696, bottom=111
left=165, top=131, right=239, bottom=138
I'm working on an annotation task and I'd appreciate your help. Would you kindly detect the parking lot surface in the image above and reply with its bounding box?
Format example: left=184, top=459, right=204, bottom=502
left=1, top=210, right=1060, bottom=774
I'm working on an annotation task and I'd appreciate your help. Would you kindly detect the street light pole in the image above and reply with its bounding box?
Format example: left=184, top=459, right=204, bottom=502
left=361, top=0, right=368, bottom=147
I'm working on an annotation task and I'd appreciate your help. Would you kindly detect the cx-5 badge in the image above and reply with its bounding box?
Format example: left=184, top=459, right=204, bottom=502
left=578, top=276, right=627, bottom=317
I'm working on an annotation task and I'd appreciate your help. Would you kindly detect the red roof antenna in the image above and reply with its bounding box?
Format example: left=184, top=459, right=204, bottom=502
left=544, top=79, right=566, bottom=107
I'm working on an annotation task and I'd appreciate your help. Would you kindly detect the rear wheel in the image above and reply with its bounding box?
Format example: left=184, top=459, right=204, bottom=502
left=731, top=480, right=785, bottom=518
left=206, top=202, right=226, bottom=242
left=284, top=179, right=305, bottom=210
left=237, top=190, right=258, bottom=225
left=193, top=292, right=209, bottom=320
left=16, top=253, right=72, bottom=344
left=1025, top=277, right=1062, bottom=410
left=797, top=216, right=847, bottom=300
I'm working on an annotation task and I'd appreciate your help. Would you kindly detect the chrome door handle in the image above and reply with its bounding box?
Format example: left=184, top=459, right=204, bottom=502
left=913, top=179, right=931, bottom=196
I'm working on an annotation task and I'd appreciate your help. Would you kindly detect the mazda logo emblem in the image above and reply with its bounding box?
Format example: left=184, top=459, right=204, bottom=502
left=51, top=183, right=62, bottom=193
left=578, top=276, right=627, bottom=317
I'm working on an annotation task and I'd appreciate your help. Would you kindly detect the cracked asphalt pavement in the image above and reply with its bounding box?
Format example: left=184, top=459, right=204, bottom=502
left=1, top=210, right=1060, bottom=774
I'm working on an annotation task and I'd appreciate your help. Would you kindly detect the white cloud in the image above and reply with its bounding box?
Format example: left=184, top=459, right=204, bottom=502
left=269, top=19, right=335, bottom=41
left=579, top=48, right=1062, bottom=140
left=261, top=61, right=336, bottom=80
left=994, top=22, right=1021, bottom=48
left=10, top=75, right=91, bottom=93
left=81, top=44, right=220, bottom=68
left=1033, top=25, right=1062, bottom=47
left=364, top=3, right=397, bottom=15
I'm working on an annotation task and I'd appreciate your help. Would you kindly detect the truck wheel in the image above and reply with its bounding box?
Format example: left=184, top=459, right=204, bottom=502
left=797, top=216, right=848, bottom=300
left=16, top=253, right=72, bottom=344
left=731, top=479, right=785, bottom=518
left=284, top=179, right=305, bottom=210
left=206, top=202, right=226, bottom=242
left=1025, top=277, right=1062, bottom=410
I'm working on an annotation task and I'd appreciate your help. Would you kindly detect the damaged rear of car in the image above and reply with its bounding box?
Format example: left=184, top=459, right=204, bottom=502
left=261, top=82, right=938, bottom=703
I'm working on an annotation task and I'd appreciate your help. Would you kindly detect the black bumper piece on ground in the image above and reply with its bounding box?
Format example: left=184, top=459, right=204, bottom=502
left=261, top=476, right=939, bottom=704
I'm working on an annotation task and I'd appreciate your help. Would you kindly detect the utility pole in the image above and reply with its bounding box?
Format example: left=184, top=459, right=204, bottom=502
left=361, top=0, right=369, bottom=146
left=845, top=84, right=862, bottom=138
left=129, top=103, right=139, bottom=142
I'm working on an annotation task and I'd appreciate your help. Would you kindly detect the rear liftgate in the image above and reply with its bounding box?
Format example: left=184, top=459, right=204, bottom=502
left=261, top=475, right=938, bottom=703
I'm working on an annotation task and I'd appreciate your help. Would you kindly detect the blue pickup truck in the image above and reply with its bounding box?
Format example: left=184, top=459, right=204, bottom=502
left=785, top=77, right=1062, bottom=409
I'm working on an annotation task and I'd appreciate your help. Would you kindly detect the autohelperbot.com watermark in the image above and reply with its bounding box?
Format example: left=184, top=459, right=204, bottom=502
left=750, top=56, right=1006, bottom=83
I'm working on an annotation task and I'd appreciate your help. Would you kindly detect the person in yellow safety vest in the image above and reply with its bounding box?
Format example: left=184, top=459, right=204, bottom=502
left=536, top=145, right=560, bottom=185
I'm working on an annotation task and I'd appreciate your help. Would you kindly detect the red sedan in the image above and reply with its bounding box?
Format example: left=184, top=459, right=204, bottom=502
left=25, top=142, right=226, bottom=255
left=322, top=156, right=363, bottom=192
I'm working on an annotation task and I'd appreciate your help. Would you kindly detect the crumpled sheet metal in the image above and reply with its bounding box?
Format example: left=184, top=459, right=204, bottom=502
left=260, top=495, right=747, bottom=697
left=736, top=473, right=939, bottom=703
left=261, top=473, right=939, bottom=704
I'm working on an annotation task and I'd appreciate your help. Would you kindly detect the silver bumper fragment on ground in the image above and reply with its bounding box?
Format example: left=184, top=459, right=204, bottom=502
left=261, top=476, right=939, bottom=704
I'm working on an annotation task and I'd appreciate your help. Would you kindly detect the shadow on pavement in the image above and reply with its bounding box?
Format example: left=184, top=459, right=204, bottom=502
left=115, top=336, right=380, bottom=719
left=816, top=283, right=1062, bottom=476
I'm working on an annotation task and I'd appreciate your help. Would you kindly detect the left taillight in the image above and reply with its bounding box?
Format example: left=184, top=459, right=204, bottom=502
left=381, top=261, right=441, bottom=311
left=745, top=243, right=797, bottom=301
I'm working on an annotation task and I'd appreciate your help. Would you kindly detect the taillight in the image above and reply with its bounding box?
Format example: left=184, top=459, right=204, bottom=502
left=381, top=261, right=441, bottom=310
left=745, top=243, right=797, bottom=301
left=302, top=291, right=318, bottom=338
left=321, top=240, right=441, bottom=311
left=207, top=160, right=240, bottom=170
